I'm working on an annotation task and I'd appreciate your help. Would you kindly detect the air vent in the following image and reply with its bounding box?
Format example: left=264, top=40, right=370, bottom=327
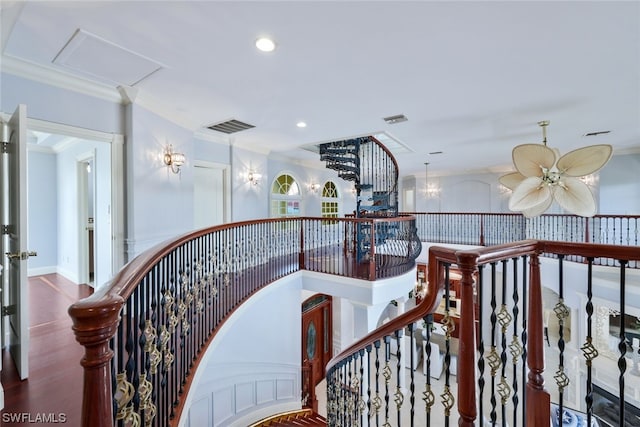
left=383, top=114, right=408, bottom=124
left=207, top=119, right=255, bottom=134
left=583, top=130, right=611, bottom=137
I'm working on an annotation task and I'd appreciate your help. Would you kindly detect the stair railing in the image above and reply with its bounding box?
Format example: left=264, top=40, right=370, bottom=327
left=325, top=240, right=640, bottom=426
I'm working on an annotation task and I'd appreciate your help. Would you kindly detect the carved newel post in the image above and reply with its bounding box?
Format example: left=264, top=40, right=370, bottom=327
left=526, top=252, right=551, bottom=426
left=68, top=293, right=123, bottom=427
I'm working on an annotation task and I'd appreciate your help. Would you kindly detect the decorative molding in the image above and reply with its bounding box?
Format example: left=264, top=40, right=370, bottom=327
left=2, top=55, right=205, bottom=134
left=193, top=128, right=229, bottom=145
left=2, top=55, right=122, bottom=103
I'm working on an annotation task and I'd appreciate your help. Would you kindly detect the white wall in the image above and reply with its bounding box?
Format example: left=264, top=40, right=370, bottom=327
left=403, top=157, right=640, bottom=215
left=27, top=150, right=58, bottom=274
left=599, top=152, right=640, bottom=214
left=55, top=140, right=111, bottom=286
left=125, top=104, right=231, bottom=258
left=181, top=275, right=303, bottom=427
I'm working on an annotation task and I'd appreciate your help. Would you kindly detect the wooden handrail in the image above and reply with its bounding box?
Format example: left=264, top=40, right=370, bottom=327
left=327, top=238, right=640, bottom=425
left=69, top=215, right=421, bottom=427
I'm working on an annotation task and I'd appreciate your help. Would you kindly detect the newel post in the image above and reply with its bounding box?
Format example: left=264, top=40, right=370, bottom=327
left=68, top=294, right=123, bottom=427
left=456, top=253, right=478, bottom=426
left=299, top=220, right=306, bottom=270
left=368, top=220, right=376, bottom=280
left=526, top=252, right=551, bottom=426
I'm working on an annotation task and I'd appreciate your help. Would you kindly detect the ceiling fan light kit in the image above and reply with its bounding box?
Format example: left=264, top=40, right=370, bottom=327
left=499, top=121, right=613, bottom=218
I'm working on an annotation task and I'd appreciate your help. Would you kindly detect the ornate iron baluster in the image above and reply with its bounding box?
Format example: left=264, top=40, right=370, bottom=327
left=617, top=260, right=628, bottom=424
left=476, top=266, right=486, bottom=426
left=423, top=315, right=435, bottom=427
left=581, top=257, right=598, bottom=427
left=498, top=260, right=512, bottom=425
left=510, top=257, right=522, bottom=427
left=520, top=255, right=528, bottom=423
left=373, top=340, right=381, bottom=426
left=488, top=262, right=499, bottom=424
left=393, top=329, right=404, bottom=426
left=554, top=256, right=570, bottom=422
left=441, top=265, right=455, bottom=426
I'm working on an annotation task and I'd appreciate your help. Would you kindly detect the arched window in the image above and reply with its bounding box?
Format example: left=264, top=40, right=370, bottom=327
left=321, top=181, right=339, bottom=220
left=271, top=173, right=301, bottom=218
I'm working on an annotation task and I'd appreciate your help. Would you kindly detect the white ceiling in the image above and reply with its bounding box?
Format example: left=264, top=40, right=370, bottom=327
left=2, top=1, right=639, bottom=178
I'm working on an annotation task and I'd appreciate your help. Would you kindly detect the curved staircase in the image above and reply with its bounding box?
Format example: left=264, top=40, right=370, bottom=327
left=249, top=409, right=326, bottom=426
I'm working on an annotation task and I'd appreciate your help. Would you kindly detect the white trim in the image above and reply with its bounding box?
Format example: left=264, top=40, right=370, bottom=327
left=193, top=160, right=231, bottom=224
left=111, top=135, right=125, bottom=269
left=2, top=56, right=206, bottom=134
left=8, top=116, right=126, bottom=284
left=2, top=55, right=122, bottom=103
left=193, top=128, right=229, bottom=145
left=27, top=266, right=58, bottom=277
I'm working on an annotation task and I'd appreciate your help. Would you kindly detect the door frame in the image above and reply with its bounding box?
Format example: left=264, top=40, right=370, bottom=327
left=8, top=115, right=126, bottom=282
left=77, top=151, right=95, bottom=285
left=301, top=294, right=333, bottom=388
left=193, top=160, right=231, bottom=226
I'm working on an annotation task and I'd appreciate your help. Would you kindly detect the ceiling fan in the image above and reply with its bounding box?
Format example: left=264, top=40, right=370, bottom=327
left=499, top=121, right=612, bottom=218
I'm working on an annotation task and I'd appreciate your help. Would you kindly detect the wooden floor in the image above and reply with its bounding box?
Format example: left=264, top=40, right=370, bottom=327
left=1, top=274, right=92, bottom=426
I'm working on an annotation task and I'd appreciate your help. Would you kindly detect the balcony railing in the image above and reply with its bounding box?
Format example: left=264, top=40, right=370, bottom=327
left=67, top=212, right=640, bottom=427
left=407, top=212, right=639, bottom=267
left=68, top=216, right=421, bottom=427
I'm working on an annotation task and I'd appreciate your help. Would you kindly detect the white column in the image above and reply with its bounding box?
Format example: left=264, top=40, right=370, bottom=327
left=570, top=307, right=579, bottom=349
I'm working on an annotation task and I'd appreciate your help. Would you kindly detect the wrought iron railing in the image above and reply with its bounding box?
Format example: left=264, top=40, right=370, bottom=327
left=407, top=212, right=639, bottom=267
left=325, top=240, right=640, bottom=426
left=68, top=216, right=421, bottom=427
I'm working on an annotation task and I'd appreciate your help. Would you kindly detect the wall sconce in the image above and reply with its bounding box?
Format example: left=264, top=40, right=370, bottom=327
left=247, top=170, right=261, bottom=186
left=309, top=182, right=320, bottom=194
left=164, top=144, right=185, bottom=174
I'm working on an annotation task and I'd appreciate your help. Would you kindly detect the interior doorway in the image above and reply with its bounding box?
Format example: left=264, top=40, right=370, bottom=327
left=77, top=155, right=96, bottom=285
left=193, top=160, right=230, bottom=228
left=301, top=294, right=333, bottom=410
left=24, top=118, right=123, bottom=289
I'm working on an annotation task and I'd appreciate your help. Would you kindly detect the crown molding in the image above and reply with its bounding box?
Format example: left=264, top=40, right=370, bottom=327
left=2, top=55, right=206, bottom=134
left=1, top=55, right=122, bottom=103
left=193, top=128, right=229, bottom=145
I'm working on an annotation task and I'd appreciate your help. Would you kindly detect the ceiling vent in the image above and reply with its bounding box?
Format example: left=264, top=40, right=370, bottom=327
left=383, top=114, right=408, bottom=124
left=207, top=119, right=255, bottom=134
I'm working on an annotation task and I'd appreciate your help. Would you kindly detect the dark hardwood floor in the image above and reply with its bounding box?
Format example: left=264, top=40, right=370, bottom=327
left=1, top=274, right=92, bottom=426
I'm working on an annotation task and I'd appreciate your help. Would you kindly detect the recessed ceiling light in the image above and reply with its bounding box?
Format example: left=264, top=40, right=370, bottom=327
left=255, top=37, right=276, bottom=52
left=296, top=121, right=307, bottom=128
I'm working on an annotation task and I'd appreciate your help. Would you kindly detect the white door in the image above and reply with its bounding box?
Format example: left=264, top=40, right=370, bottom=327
left=1, top=104, right=32, bottom=380
left=194, top=163, right=227, bottom=228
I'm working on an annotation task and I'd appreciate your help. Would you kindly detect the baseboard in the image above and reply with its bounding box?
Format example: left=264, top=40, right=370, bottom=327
left=55, top=267, right=79, bottom=284
left=27, top=266, right=58, bottom=277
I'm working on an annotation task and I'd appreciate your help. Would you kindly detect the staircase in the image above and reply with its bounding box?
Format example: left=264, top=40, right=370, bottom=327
left=320, top=136, right=409, bottom=262
left=319, top=136, right=398, bottom=218
left=249, top=409, right=326, bottom=426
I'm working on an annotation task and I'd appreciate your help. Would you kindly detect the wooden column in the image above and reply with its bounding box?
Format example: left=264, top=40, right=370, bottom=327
left=456, top=253, right=478, bottom=426
left=526, top=252, right=551, bottom=426
left=299, top=221, right=306, bottom=269
left=368, top=220, right=376, bottom=280
left=68, top=294, right=123, bottom=427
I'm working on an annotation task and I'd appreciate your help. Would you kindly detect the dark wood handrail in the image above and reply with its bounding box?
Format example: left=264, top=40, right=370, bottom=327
left=69, top=215, right=421, bottom=427
left=326, top=238, right=640, bottom=426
